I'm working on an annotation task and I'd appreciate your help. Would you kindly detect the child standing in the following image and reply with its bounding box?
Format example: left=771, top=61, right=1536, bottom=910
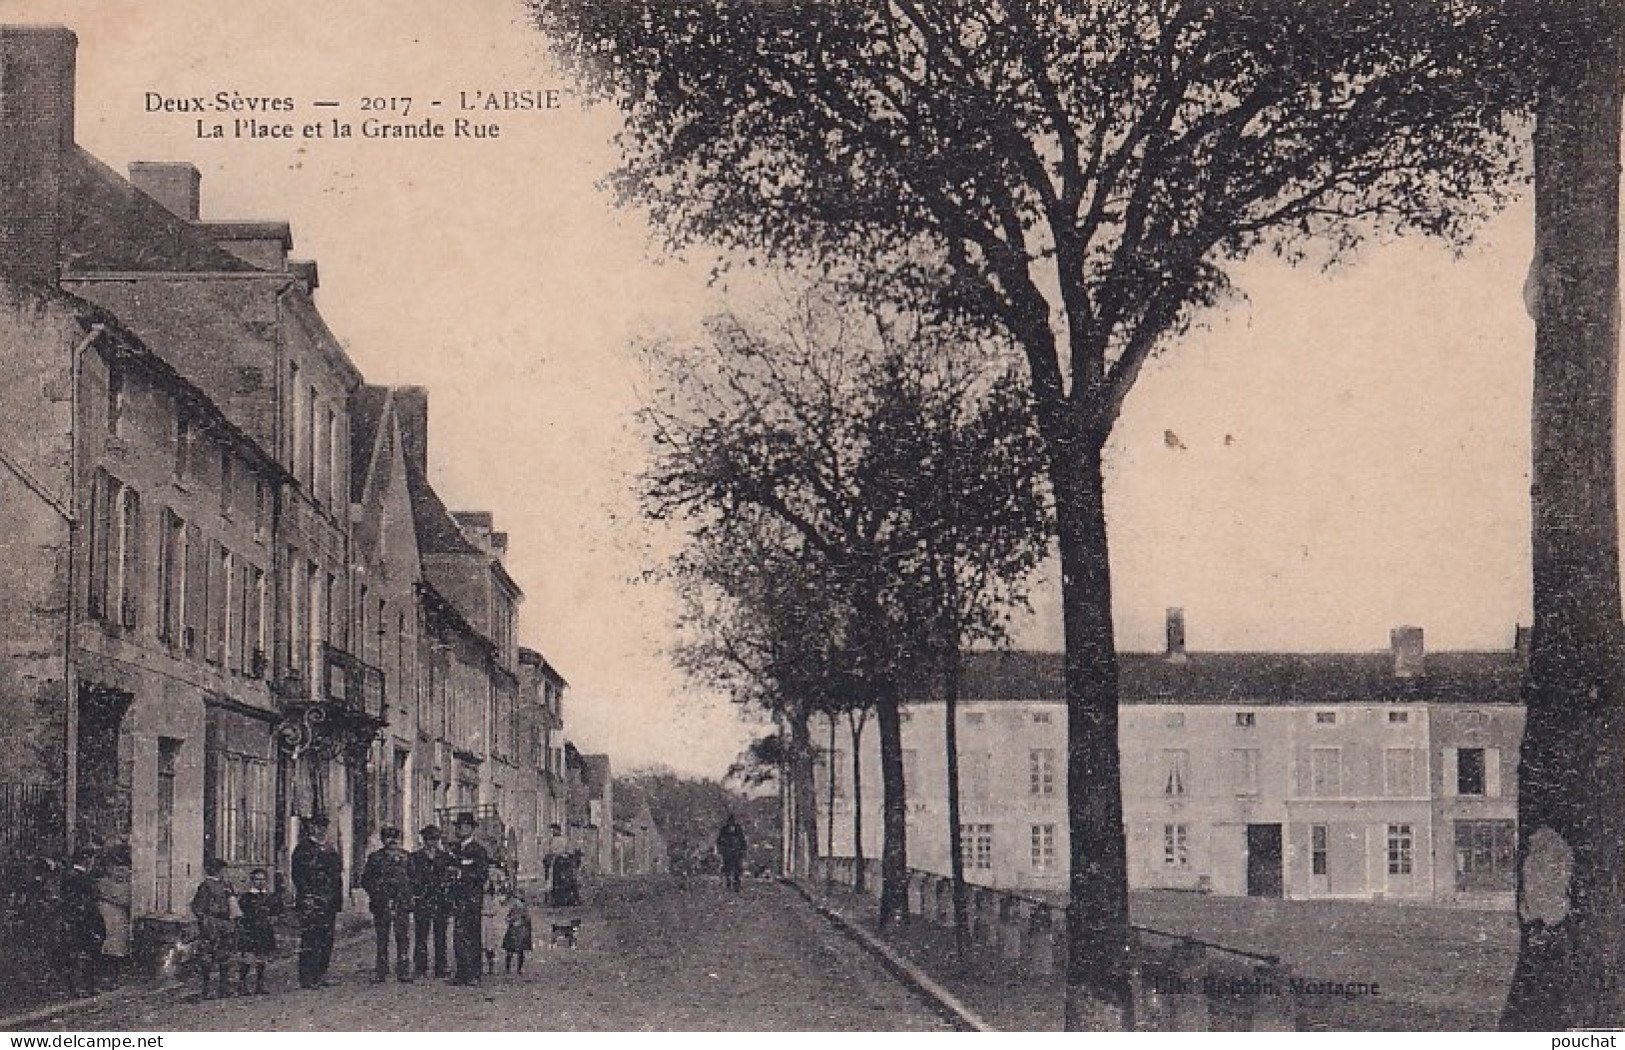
left=502, top=894, right=533, bottom=974
left=189, top=858, right=237, bottom=1000
left=480, top=875, right=505, bottom=976
left=235, top=868, right=280, bottom=995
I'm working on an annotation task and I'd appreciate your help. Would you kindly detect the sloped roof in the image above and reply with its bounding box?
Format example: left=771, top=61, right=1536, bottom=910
left=61, top=148, right=260, bottom=274
left=25, top=280, right=289, bottom=483
left=933, top=649, right=1523, bottom=707
left=403, top=449, right=482, bottom=556
left=581, top=754, right=611, bottom=799
left=349, top=385, right=389, bottom=503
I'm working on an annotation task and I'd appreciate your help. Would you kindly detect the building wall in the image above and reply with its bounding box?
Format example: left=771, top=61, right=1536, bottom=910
left=0, top=282, right=79, bottom=807
left=1431, top=705, right=1523, bottom=907
left=828, top=695, right=1524, bottom=909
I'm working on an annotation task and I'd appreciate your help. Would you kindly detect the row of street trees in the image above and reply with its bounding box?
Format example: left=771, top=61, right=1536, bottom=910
left=537, top=0, right=1623, bottom=1029
left=642, top=295, right=1051, bottom=928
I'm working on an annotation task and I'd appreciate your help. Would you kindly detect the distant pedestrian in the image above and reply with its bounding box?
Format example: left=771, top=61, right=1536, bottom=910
left=235, top=867, right=280, bottom=995
left=717, top=814, right=748, bottom=892
left=502, top=894, right=533, bottom=975
left=409, top=825, right=452, bottom=978
left=291, top=813, right=343, bottom=989
left=60, top=847, right=106, bottom=997
left=361, top=826, right=414, bottom=982
left=445, top=811, right=490, bottom=985
left=94, top=843, right=132, bottom=991
left=189, top=857, right=236, bottom=1000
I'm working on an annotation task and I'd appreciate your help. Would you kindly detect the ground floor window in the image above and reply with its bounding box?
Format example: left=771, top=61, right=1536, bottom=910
left=960, top=824, right=993, bottom=870
left=1311, top=824, right=1328, bottom=876
left=215, top=751, right=274, bottom=866
left=1030, top=824, right=1055, bottom=871
left=1387, top=823, right=1414, bottom=876
left=1455, top=819, right=1516, bottom=892
left=1163, top=823, right=1189, bottom=868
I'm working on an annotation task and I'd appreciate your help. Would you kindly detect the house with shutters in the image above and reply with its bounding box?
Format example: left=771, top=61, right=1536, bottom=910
left=821, top=614, right=1524, bottom=909
left=0, top=28, right=588, bottom=969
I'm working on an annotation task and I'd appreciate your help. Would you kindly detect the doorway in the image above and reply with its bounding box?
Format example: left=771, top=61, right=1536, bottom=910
left=1246, top=823, right=1284, bottom=898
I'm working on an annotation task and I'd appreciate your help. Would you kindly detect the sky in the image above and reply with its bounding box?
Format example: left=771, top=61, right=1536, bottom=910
left=7, top=0, right=1564, bottom=778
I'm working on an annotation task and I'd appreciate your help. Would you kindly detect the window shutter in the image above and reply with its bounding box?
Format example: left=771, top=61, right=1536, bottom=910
left=1486, top=748, right=1502, bottom=797
left=1442, top=747, right=1458, bottom=797
left=237, top=560, right=251, bottom=672
left=86, top=471, right=106, bottom=618
left=123, top=489, right=142, bottom=629
left=184, top=522, right=206, bottom=649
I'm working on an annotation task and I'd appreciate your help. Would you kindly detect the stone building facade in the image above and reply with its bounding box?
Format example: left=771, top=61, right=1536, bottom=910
left=822, top=618, right=1524, bottom=909
left=0, top=25, right=587, bottom=953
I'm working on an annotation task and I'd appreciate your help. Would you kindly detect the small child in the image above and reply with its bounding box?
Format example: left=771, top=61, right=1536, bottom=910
left=502, top=894, right=533, bottom=974
left=235, top=868, right=280, bottom=995
left=481, top=876, right=505, bottom=976
left=189, top=858, right=236, bottom=1000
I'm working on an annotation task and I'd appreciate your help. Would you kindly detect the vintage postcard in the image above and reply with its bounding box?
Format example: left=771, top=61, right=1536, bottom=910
left=0, top=0, right=1618, bottom=1037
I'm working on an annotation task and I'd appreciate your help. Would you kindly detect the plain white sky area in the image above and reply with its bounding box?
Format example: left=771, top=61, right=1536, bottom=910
left=15, top=0, right=1604, bottom=779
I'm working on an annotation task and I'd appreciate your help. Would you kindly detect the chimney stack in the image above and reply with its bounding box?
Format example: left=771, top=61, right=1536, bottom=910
left=1391, top=625, right=1425, bottom=679
left=0, top=26, right=77, bottom=285
left=127, top=161, right=200, bottom=220
left=1165, top=607, right=1187, bottom=663
left=393, top=386, right=429, bottom=476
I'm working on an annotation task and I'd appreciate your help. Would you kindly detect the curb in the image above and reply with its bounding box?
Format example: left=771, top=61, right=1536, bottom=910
left=0, top=914, right=376, bottom=1031
left=781, top=878, right=996, bottom=1033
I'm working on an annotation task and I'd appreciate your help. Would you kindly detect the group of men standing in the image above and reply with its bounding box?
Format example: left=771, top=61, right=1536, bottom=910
left=290, top=810, right=493, bottom=989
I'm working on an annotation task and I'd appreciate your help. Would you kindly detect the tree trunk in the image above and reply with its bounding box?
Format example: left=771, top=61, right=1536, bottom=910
left=1051, top=436, right=1134, bottom=1031
left=944, top=643, right=970, bottom=958
left=1502, top=10, right=1625, bottom=1028
left=790, top=709, right=819, bottom=877
left=826, top=713, right=837, bottom=884
left=850, top=713, right=867, bottom=894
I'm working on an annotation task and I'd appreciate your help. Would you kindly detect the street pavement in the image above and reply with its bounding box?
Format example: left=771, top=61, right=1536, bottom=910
left=23, top=878, right=953, bottom=1032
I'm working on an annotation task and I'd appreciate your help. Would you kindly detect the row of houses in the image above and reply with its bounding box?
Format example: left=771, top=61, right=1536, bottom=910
left=822, top=613, right=1524, bottom=909
left=0, top=26, right=618, bottom=948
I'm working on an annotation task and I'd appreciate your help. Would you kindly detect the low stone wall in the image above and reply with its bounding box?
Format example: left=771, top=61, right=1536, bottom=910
left=817, top=857, right=1295, bottom=1032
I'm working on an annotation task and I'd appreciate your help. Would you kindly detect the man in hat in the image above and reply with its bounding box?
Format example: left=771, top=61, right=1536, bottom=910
left=361, top=826, right=414, bottom=982
left=410, top=824, right=452, bottom=978
left=445, top=811, right=489, bottom=985
left=291, top=813, right=343, bottom=989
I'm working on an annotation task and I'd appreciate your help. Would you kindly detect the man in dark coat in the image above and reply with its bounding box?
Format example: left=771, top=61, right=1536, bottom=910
left=60, top=847, right=106, bottom=997
left=445, top=811, right=489, bottom=985
left=361, top=826, right=414, bottom=982
left=409, top=824, right=452, bottom=978
left=291, top=813, right=344, bottom=989
left=717, top=814, right=748, bottom=892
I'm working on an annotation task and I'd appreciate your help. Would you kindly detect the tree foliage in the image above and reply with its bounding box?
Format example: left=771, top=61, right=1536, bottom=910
left=641, top=288, right=1051, bottom=921
left=538, top=0, right=1535, bottom=1026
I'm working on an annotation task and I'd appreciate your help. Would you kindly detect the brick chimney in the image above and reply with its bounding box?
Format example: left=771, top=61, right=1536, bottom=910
left=1391, top=625, right=1425, bottom=679
left=1165, top=607, right=1187, bottom=663
left=127, top=161, right=200, bottom=220
left=0, top=26, right=77, bottom=285
left=393, top=385, right=429, bottom=476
